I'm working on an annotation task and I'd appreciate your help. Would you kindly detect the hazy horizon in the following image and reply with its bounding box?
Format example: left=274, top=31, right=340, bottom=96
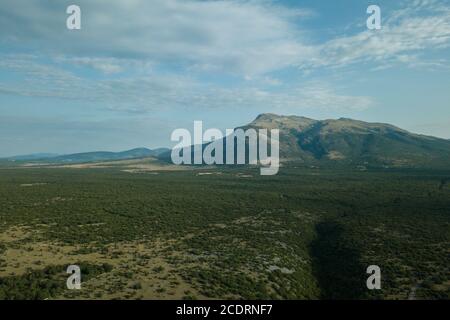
left=2, top=112, right=450, bottom=158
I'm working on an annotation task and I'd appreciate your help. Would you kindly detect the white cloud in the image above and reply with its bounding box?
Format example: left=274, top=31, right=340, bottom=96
left=0, top=54, right=373, bottom=112
left=1, top=0, right=448, bottom=117
left=0, top=0, right=315, bottom=76
left=60, top=57, right=124, bottom=74
left=1, top=0, right=448, bottom=75
left=313, top=0, right=450, bottom=70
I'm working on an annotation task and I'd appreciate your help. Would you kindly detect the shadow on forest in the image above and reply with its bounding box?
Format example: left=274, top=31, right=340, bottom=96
left=309, top=220, right=367, bottom=299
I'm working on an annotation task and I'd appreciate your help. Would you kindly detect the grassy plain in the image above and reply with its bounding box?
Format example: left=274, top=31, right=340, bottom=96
left=0, top=165, right=449, bottom=299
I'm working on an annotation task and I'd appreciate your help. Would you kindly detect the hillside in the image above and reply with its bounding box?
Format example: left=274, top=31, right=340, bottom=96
left=239, top=113, right=450, bottom=168
left=161, top=114, right=450, bottom=168
left=5, top=114, right=450, bottom=169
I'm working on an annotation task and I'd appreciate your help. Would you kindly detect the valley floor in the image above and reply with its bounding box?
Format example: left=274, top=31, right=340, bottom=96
left=0, top=166, right=449, bottom=299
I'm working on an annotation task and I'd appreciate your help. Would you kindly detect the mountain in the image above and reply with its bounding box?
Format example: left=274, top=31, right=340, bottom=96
left=241, top=113, right=450, bottom=167
left=4, top=148, right=170, bottom=164
left=161, top=113, right=450, bottom=168
left=6, top=115, right=450, bottom=168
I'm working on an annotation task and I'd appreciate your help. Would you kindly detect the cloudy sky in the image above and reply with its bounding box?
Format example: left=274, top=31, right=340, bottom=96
left=0, top=0, right=449, bottom=156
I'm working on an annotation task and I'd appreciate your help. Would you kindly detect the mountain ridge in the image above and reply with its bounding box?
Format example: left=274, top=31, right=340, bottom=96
left=242, top=113, right=450, bottom=167
left=4, top=114, right=450, bottom=168
left=3, top=147, right=170, bottom=163
left=157, top=113, right=450, bottom=169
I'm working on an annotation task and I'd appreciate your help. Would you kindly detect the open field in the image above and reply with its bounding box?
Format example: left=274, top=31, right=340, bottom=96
left=0, top=166, right=449, bottom=299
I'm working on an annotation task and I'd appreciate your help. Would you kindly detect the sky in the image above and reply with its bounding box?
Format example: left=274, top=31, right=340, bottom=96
left=0, top=0, right=449, bottom=157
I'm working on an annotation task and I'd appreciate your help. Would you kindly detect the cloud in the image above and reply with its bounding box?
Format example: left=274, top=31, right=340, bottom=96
left=3, top=0, right=449, bottom=153
left=1, top=0, right=448, bottom=75
left=0, top=0, right=315, bottom=76
left=0, top=0, right=448, bottom=117
left=59, top=57, right=123, bottom=74
left=313, top=0, right=450, bottom=70
left=0, top=54, right=373, bottom=112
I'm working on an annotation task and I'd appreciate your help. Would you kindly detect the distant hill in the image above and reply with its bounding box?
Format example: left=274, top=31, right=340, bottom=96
left=160, top=113, right=450, bottom=168
left=6, top=114, right=450, bottom=168
left=4, top=153, right=60, bottom=161
left=3, top=148, right=170, bottom=164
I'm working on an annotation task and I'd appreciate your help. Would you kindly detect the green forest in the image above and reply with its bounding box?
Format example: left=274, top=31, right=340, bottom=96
left=0, top=166, right=449, bottom=299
